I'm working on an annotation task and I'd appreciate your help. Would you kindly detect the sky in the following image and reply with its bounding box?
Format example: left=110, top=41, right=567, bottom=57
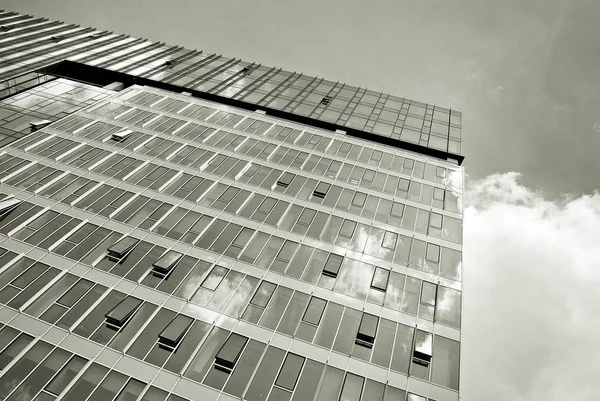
left=2, top=0, right=600, bottom=400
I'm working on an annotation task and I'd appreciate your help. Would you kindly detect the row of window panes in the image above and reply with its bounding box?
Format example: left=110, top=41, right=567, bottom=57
left=0, top=326, right=438, bottom=401
left=0, top=326, right=189, bottom=401
left=20, top=130, right=460, bottom=232
left=39, top=109, right=459, bottom=212
left=88, top=93, right=456, bottom=185
left=0, top=162, right=462, bottom=284
left=10, top=133, right=462, bottom=245
left=18, top=276, right=460, bottom=392
left=1, top=197, right=461, bottom=328
left=0, top=150, right=462, bottom=278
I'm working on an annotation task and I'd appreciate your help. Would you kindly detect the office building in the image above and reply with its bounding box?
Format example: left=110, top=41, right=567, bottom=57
left=0, top=8, right=463, bottom=401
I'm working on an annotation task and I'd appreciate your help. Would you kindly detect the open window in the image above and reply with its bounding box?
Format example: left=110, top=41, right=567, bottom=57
left=215, top=333, right=248, bottom=372
left=412, top=330, right=433, bottom=367
left=29, top=120, right=52, bottom=131
left=107, top=236, right=139, bottom=262
left=276, top=172, right=295, bottom=188
left=320, top=97, right=332, bottom=106
left=112, top=129, right=133, bottom=142
left=158, top=314, right=194, bottom=351
left=355, top=313, right=378, bottom=348
left=105, top=297, right=142, bottom=330
left=312, top=182, right=330, bottom=199
left=322, top=253, right=343, bottom=278
left=0, top=198, right=21, bottom=217
left=152, top=250, right=183, bottom=278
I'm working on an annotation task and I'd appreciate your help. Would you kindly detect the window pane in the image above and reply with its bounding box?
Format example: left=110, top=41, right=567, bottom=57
left=275, top=353, right=304, bottom=391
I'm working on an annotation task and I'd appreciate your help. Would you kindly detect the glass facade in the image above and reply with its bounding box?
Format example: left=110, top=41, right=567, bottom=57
left=0, top=8, right=463, bottom=401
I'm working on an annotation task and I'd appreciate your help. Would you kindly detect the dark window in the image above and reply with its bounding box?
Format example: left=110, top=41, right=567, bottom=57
left=356, top=313, right=378, bottom=348
left=107, top=236, right=139, bottom=262
left=215, top=333, right=248, bottom=371
left=321, top=97, right=332, bottom=106
left=105, top=297, right=142, bottom=329
left=152, top=250, right=183, bottom=277
left=322, top=254, right=343, bottom=278
left=371, top=268, right=389, bottom=292
left=276, top=172, right=295, bottom=188
left=313, top=182, right=330, bottom=198
left=302, top=297, right=326, bottom=326
left=158, top=314, right=194, bottom=350
left=275, top=353, right=305, bottom=391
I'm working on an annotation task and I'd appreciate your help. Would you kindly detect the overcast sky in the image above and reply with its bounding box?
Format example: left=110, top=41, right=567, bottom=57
left=2, top=1, right=600, bottom=400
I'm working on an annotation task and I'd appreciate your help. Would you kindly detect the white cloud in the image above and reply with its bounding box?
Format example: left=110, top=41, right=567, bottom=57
left=461, top=172, right=600, bottom=401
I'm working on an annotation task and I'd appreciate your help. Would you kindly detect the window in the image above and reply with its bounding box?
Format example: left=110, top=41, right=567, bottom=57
left=397, top=178, right=410, bottom=193
left=275, top=353, right=305, bottom=391
left=370, top=268, right=389, bottom=292
left=200, top=265, right=229, bottom=291
left=276, top=172, right=294, bottom=188
left=419, top=282, right=437, bottom=321
left=105, top=297, right=143, bottom=329
left=296, top=208, right=316, bottom=226
left=107, top=236, right=139, bottom=262
left=429, top=213, right=443, bottom=229
left=112, top=129, right=133, bottom=142
left=249, top=281, right=277, bottom=308
left=356, top=313, right=378, bottom=348
left=390, top=202, right=404, bottom=218
left=158, top=314, right=194, bottom=350
left=433, top=187, right=445, bottom=201
left=152, top=250, right=183, bottom=277
left=313, top=182, right=330, bottom=198
left=302, top=297, right=326, bottom=326
left=351, top=192, right=367, bottom=208
left=320, top=97, right=332, bottom=106
left=322, top=253, right=343, bottom=278
left=413, top=330, right=433, bottom=366
left=215, top=333, right=248, bottom=371
left=0, top=198, right=21, bottom=217
left=426, top=243, right=440, bottom=263
left=382, top=231, right=398, bottom=250
left=338, top=220, right=356, bottom=239
left=339, top=373, right=365, bottom=401
left=45, top=355, right=87, bottom=395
